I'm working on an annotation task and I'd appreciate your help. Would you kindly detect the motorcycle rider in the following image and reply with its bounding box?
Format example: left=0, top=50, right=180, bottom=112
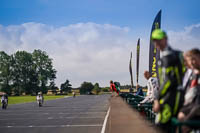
left=36, top=92, right=44, bottom=107
left=1, top=93, right=8, bottom=109
left=72, top=91, right=76, bottom=98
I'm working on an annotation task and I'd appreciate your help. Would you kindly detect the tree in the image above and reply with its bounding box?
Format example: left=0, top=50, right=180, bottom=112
left=32, top=49, right=57, bottom=94
left=0, top=50, right=57, bottom=95
left=79, top=82, right=94, bottom=94
left=0, top=51, right=12, bottom=95
left=120, top=84, right=132, bottom=89
left=60, top=79, right=72, bottom=93
left=93, top=83, right=101, bottom=95
left=11, top=51, right=35, bottom=95
left=49, top=81, right=58, bottom=94
left=102, top=87, right=110, bottom=92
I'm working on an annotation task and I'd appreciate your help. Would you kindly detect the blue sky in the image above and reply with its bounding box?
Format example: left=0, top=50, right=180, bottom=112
left=0, top=0, right=200, bottom=87
left=1, top=0, right=200, bottom=29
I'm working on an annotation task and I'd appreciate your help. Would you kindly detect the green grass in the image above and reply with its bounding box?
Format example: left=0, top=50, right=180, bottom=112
left=7, top=95, right=68, bottom=105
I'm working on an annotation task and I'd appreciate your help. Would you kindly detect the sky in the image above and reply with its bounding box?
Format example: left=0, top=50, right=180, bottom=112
left=0, top=0, right=200, bottom=88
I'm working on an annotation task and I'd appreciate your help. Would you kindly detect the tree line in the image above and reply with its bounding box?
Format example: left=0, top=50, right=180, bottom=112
left=59, top=80, right=110, bottom=95
left=0, top=49, right=113, bottom=96
left=78, top=82, right=110, bottom=95
left=0, top=50, right=56, bottom=95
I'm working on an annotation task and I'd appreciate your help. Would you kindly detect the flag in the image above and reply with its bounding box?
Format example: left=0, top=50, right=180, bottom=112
left=129, top=52, right=134, bottom=90
left=149, top=10, right=161, bottom=78
left=136, top=38, right=140, bottom=84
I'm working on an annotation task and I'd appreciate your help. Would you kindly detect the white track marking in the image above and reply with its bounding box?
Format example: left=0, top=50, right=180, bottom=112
left=1, top=124, right=102, bottom=128
left=0, top=112, right=106, bottom=116
left=0, top=117, right=105, bottom=121
left=101, top=107, right=110, bottom=133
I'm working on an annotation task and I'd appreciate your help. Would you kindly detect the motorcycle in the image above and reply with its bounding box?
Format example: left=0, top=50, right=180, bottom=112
left=1, top=99, right=8, bottom=109
left=73, top=92, right=76, bottom=98
left=37, top=97, right=43, bottom=107
left=38, top=99, right=42, bottom=107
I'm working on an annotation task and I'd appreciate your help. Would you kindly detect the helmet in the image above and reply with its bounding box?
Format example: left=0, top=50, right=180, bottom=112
left=38, top=92, right=41, bottom=95
left=151, top=29, right=166, bottom=40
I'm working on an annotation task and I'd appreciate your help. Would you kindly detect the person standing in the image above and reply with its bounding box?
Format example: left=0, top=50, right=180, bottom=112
left=135, top=84, right=144, bottom=97
left=182, top=52, right=193, bottom=90
left=151, top=29, right=185, bottom=132
left=110, top=80, right=118, bottom=96
left=140, top=71, right=159, bottom=104
left=114, top=82, right=121, bottom=95
left=178, top=49, right=200, bottom=133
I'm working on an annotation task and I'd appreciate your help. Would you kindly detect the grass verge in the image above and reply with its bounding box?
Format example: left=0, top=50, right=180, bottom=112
left=7, top=95, right=68, bottom=105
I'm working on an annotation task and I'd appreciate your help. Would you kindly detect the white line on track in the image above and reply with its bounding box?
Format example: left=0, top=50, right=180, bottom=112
left=0, top=117, right=105, bottom=121
left=0, top=108, right=108, bottom=112
left=0, top=124, right=102, bottom=128
left=0, top=112, right=106, bottom=116
left=101, top=107, right=110, bottom=133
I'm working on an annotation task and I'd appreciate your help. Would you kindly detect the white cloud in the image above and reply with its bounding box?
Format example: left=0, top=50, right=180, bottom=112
left=0, top=22, right=138, bottom=87
left=168, top=23, right=200, bottom=51
left=0, top=22, right=199, bottom=88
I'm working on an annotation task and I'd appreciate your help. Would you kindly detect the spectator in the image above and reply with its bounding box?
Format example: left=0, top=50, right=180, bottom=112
left=140, top=71, right=159, bottom=105
left=151, top=29, right=185, bottom=132
left=135, top=84, right=144, bottom=97
left=110, top=80, right=118, bottom=96
left=114, top=82, right=121, bottom=95
left=182, top=52, right=193, bottom=90
left=178, top=48, right=200, bottom=133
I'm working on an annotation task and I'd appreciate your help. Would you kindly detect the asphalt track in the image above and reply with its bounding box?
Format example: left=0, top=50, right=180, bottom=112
left=0, top=95, right=110, bottom=133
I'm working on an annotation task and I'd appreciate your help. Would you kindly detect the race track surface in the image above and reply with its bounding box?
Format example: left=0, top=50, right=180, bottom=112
left=0, top=95, right=110, bottom=133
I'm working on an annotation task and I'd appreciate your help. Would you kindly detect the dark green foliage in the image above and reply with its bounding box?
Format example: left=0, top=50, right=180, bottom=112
left=120, top=84, right=132, bottom=89
left=79, top=82, right=94, bottom=94
left=60, top=79, right=72, bottom=93
left=93, top=83, right=101, bottom=94
left=0, top=50, right=57, bottom=95
left=0, top=51, right=12, bottom=95
left=101, top=87, right=110, bottom=92
left=49, top=81, right=58, bottom=94
left=32, top=50, right=57, bottom=94
left=12, top=51, right=35, bottom=95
